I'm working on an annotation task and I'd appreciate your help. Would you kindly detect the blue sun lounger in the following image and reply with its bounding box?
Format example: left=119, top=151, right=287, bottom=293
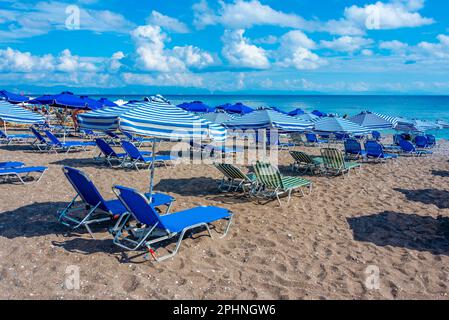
left=95, top=138, right=127, bottom=167
left=0, top=162, right=24, bottom=169
left=344, top=139, right=367, bottom=159
left=0, top=166, right=48, bottom=184
left=59, top=167, right=174, bottom=237
left=30, top=127, right=49, bottom=151
left=112, top=185, right=233, bottom=262
left=105, top=131, right=122, bottom=145
left=0, top=129, right=34, bottom=145
left=121, top=141, right=177, bottom=170
left=399, top=139, right=433, bottom=156
left=364, top=140, right=398, bottom=162
left=44, top=130, right=96, bottom=153
left=305, top=133, right=328, bottom=146
left=121, top=131, right=155, bottom=147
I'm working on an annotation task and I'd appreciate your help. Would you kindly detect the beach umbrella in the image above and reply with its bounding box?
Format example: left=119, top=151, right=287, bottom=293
left=202, top=112, right=235, bottom=125
left=217, top=102, right=254, bottom=115
left=79, top=96, right=103, bottom=110
left=118, top=96, right=227, bottom=199
left=349, top=111, right=398, bottom=130
left=295, top=112, right=320, bottom=122
left=51, top=92, right=90, bottom=109
left=312, top=110, right=327, bottom=117
left=396, top=118, right=440, bottom=132
left=97, top=98, right=118, bottom=108
left=178, top=101, right=214, bottom=113
left=313, top=117, right=370, bottom=135
left=0, top=90, right=29, bottom=104
left=28, top=94, right=57, bottom=105
left=0, top=101, right=45, bottom=126
left=223, top=108, right=314, bottom=131
left=288, top=108, right=306, bottom=116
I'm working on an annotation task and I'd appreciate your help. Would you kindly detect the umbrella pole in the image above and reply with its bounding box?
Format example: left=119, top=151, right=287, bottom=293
left=149, top=137, right=156, bottom=203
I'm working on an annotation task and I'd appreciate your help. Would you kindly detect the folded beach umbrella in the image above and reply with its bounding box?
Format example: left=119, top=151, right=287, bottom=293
left=0, top=90, right=29, bottom=104
left=223, top=108, right=314, bottom=132
left=218, top=102, right=254, bottom=115
left=0, top=100, right=45, bottom=125
left=313, top=117, right=369, bottom=135
left=288, top=108, right=306, bottom=116
left=349, top=111, right=398, bottom=130
left=119, top=96, right=226, bottom=197
left=178, top=101, right=215, bottom=113
left=202, top=112, right=235, bottom=125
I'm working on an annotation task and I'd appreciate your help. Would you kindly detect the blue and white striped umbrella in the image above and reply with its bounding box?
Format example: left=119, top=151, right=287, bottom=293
left=396, top=118, right=440, bottom=132
left=314, top=117, right=370, bottom=134
left=349, top=111, right=398, bottom=130
left=223, top=109, right=314, bottom=132
left=201, top=112, right=236, bottom=125
left=78, top=101, right=138, bottom=130
left=295, top=113, right=320, bottom=123
left=0, top=101, right=45, bottom=125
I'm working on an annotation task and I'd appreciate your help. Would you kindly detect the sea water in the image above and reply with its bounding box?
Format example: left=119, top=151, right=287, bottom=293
left=90, top=95, right=449, bottom=139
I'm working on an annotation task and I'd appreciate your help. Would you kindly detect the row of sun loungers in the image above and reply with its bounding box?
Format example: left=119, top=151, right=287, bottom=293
left=0, top=161, right=48, bottom=184
left=59, top=166, right=233, bottom=262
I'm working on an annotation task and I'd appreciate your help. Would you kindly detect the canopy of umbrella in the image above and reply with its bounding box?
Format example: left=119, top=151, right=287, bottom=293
left=28, top=92, right=106, bottom=110
left=178, top=101, right=215, bottom=113
left=216, top=102, right=254, bottom=115
left=0, top=90, right=29, bottom=104
left=201, top=112, right=236, bottom=125
left=396, top=118, right=441, bottom=132
left=288, top=108, right=305, bottom=116
left=0, top=100, right=45, bottom=125
left=223, top=108, right=314, bottom=132
left=313, top=117, right=370, bottom=135
left=349, top=111, right=398, bottom=130
left=311, top=110, right=327, bottom=117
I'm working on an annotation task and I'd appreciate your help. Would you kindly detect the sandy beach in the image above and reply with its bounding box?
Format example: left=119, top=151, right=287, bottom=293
left=1, top=133, right=449, bottom=300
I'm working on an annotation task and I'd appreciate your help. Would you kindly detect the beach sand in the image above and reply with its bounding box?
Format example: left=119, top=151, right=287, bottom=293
left=1, top=134, right=449, bottom=300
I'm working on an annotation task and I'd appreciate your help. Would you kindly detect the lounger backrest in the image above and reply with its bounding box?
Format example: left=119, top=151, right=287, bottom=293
left=399, top=139, right=415, bottom=152
left=344, top=139, right=361, bottom=155
left=95, top=138, right=117, bottom=157
left=426, top=135, right=436, bottom=146
left=106, top=131, right=119, bottom=139
left=364, top=140, right=383, bottom=157
left=305, top=133, right=317, bottom=143
left=290, top=151, right=313, bottom=164
left=321, top=148, right=345, bottom=169
left=30, top=127, right=46, bottom=143
left=62, top=166, right=109, bottom=212
left=121, top=140, right=143, bottom=160
left=113, top=185, right=167, bottom=230
left=122, top=131, right=133, bottom=140
left=372, top=131, right=381, bottom=140
left=254, top=162, right=283, bottom=189
left=393, top=134, right=403, bottom=145
left=414, top=136, right=428, bottom=148
left=44, top=130, right=61, bottom=145
left=215, top=163, right=247, bottom=180
left=0, top=130, right=7, bottom=138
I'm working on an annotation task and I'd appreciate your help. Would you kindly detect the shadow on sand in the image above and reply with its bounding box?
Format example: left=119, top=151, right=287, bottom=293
left=394, top=188, right=449, bottom=209
left=431, top=170, right=449, bottom=178
left=155, top=177, right=221, bottom=197
left=347, top=211, right=449, bottom=255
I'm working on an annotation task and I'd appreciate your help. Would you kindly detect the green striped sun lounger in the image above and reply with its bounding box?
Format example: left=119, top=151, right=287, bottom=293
left=289, top=151, right=324, bottom=174
left=214, top=163, right=256, bottom=194
left=320, top=148, right=361, bottom=177
left=253, top=161, right=312, bottom=206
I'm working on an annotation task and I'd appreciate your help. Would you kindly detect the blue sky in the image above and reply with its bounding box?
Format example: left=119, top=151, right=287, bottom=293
left=0, top=0, right=448, bottom=94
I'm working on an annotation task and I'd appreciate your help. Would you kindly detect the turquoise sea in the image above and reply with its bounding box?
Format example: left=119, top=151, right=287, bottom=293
left=90, top=95, right=449, bottom=140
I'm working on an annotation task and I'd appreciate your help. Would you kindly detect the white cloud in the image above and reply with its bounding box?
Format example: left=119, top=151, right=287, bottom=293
left=325, top=0, right=434, bottom=35
left=221, top=29, right=270, bottom=69
left=321, top=36, right=374, bottom=53
left=0, top=1, right=135, bottom=42
left=193, top=0, right=307, bottom=29
left=379, top=40, right=409, bottom=52
left=147, top=11, right=190, bottom=33
left=276, top=31, right=325, bottom=70
left=132, top=25, right=215, bottom=72
left=122, top=72, right=204, bottom=88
